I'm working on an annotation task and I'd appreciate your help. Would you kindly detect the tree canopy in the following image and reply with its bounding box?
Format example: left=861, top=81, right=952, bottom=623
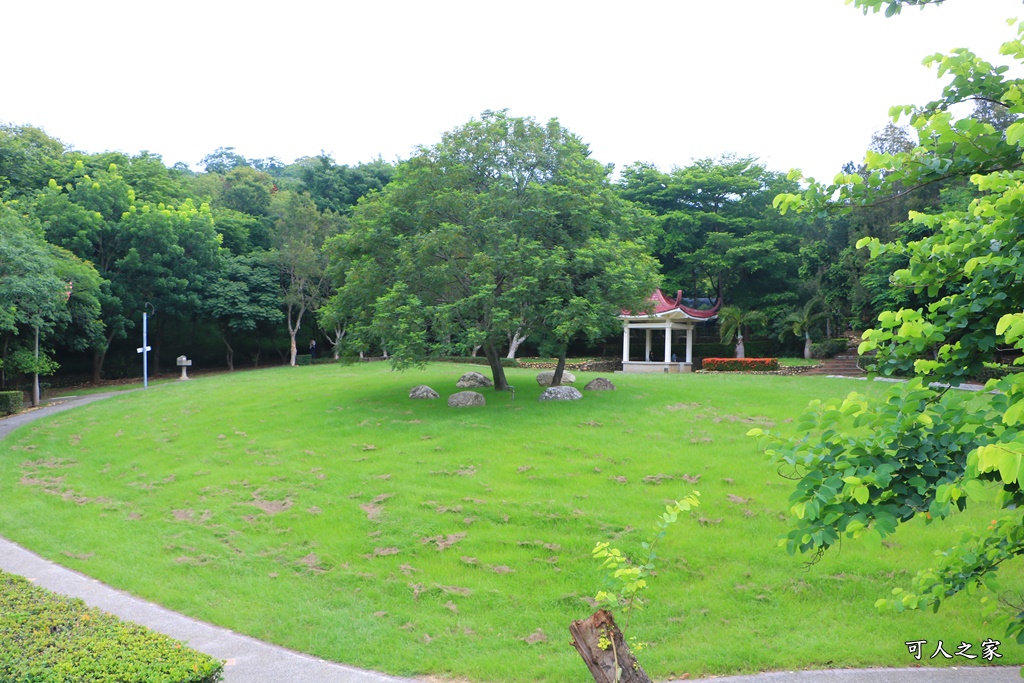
left=757, top=8, right=1024, bottom=648
left=326, top=110, right=659, bottom=389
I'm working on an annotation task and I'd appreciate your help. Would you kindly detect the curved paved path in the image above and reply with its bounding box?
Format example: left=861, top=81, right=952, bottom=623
left=0, top=392, right=1019, bottom=683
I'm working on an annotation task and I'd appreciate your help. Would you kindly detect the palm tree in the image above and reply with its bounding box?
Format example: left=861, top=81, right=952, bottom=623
left=718, top=306, right=766, bottom=359
left=781, top=297, right=825, bottom=359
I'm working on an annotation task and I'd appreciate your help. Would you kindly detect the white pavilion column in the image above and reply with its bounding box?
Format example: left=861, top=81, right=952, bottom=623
left=685, top=324, right=694, bottom=364
left=663, top=326, right=672, bottom=362
left=622, top=324, right=631, bottom=363
left=645, top=329, right=652, bottom=362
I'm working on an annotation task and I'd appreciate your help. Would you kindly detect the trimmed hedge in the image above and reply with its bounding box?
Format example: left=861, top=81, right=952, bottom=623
left=0, top=570, right=223, bottom=683
left=0, top=391, right=21, bottom=415
left=702, top=357, right=780, bottom=372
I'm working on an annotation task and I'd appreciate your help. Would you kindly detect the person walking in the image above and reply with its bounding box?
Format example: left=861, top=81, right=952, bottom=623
left=309, top=339, right=317, bottom=361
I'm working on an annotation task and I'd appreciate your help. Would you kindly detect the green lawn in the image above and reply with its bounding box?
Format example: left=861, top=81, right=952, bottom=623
left=0, top=364, right=1018, bottom=681
left=777, top=357, right=820, bottom=367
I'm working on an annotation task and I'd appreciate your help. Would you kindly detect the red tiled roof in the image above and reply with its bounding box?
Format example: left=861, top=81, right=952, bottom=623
left=623, top=289, right=721, bottom=320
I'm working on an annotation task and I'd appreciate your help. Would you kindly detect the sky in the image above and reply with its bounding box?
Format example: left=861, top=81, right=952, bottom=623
left=4, top=0, right=1022, bottom=182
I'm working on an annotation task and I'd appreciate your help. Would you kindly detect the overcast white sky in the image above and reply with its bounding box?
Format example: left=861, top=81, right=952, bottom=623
left=5, top=1, right=1022, bottom=182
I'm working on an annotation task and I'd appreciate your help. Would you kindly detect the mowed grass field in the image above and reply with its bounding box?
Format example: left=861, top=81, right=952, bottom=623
left=0, top=363, right=1019, bottom=681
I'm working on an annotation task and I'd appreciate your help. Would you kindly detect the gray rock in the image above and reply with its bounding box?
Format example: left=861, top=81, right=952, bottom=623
left=536, top=370, right=576, bottom=386
left=538, top=386, right=583, bottom=401
left=584, top=377, right=616, bottom=391
left=456, top=371, right=493, bottom=388
left=409, top=385, right=439, bottom=399
left=448, top=391, right=486, bottom=407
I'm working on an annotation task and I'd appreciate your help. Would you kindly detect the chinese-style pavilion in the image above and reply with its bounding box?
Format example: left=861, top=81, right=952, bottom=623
left=620, top=289, right=720, bottom=373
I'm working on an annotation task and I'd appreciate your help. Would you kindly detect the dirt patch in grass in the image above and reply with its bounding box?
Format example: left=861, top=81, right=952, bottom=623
left=521, top=628, right=547, bottom=644
left=251, top=497, right=293, bottom=515
left=359, top=493, right=394, bottom=521
left=517, top=540, right=560, bottom=551
left=296, top=552, right=328, bottom=573
left=430, top=466, right=477, bottom=476
left=421, top=533, right=466, bottom=551
left=365, top=547, right=401, bottom=559
left=61, top=551, right=93, bottom=560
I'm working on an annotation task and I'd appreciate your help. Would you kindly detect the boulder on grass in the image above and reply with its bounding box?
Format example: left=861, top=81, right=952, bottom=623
left=456, top=371, right=493, bottom=388
left=538, top=386, right=583, bottom=401
left=448, top=391, right=486, bottom=407
left=536, top=370, right=576, bottom=386
left=409, top=385, right=439, bottom=399
left=583, top=378, right=616, bottom=391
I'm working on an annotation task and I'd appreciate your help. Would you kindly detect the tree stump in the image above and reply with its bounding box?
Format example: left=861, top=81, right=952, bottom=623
left=569, top=609, right=652, bottom=683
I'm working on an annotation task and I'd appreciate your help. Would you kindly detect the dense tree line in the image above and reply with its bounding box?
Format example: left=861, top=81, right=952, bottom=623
left=0, top=127, right=394, bottom=388
left=0, top=87, right=983, bottom=389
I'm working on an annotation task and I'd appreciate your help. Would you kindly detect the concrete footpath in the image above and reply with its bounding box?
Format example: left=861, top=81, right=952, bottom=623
left=1, top=393, right=1020, bottom=683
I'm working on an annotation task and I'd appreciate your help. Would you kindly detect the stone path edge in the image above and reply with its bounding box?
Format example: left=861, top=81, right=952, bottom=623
left=0, top=392, right=1020, bottom=682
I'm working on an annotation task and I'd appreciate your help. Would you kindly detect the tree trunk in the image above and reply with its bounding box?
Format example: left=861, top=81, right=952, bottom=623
left=471, top=345, right=480, bottom=357
left=32, top=326, right=40, bottom=408
left=222, top=333, right=235, bottom=372
left=551, top=353, right=567, bottom=387
left=327, top=325, right=345, bottom=359
left=804, top=333, right=813, bottom=359
left=1, top=333, right=9, bottom=389
left=483, top=342, right=509, bottom=391
left=735, top=333, right=745, bottom=359
left=826, top=316, right=833, bottom=339
left=569, top=610, right=652, bottom=683
left=91, top=330, right=117, bottom=384
left=507, top=328, right=527, bottom=359
left=287, top=302, right=306, bottom=367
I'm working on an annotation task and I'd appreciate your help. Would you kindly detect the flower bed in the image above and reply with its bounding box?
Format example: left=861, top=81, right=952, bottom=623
left=701, top=357, right=780, bottom=372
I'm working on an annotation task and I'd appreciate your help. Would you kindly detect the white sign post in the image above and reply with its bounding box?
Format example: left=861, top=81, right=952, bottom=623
left=137, top=304, right=154, bottom=390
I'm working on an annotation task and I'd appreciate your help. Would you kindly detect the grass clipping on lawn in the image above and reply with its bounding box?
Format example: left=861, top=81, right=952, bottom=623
left=0, top=363, right=1019, bottom=682
left=0, top=570, right=223, bottom=683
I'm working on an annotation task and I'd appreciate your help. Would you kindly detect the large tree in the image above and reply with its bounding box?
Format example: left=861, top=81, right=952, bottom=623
left=271, top=191, right=341, bottom=366
left=0, top=204, right=101, bottom=402
left=756, top=6, right=1024, bottom=651
left=326, top=110, right=659, bottom=389
left=618, top=156, right=809, bottom=325
left=199, top=253, right=282, bottom=371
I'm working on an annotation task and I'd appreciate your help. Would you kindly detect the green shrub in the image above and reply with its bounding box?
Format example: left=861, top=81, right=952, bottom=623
left=0, top=391, right=21, bottom=415
left=433, top=356, right=519, bottom=368
left=810, top=338, right=850, bottom=359
left=0, top=570, right=223, bottom=683
left=702, top=357, right=780, bottom=372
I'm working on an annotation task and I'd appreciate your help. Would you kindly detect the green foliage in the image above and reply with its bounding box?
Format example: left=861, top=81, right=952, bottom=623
left=0, top=391, right=21, bottom=415
left=717, top=306, right=766, bottom=345
left=0, top=125, right=67, bottom=199
left=849, top=0, right=944, bottom=17
left=702, top=357, right=779, bottom=372
left=592, top=492, right=700, bottom=623
left=199, top=253, right=282, bottom=371
left=810, top=338, right=850, bottom=359
left=432, top=356, right=520, bottom=368
left=328, top=110, right=659, bottom=389
left=0, top=570, right=223, bottom=683
left=763, top=9, right=1024, bottom=653
left=298, top=154, right=394, bottom=215
left=271, top=190, right=341, bottom=366
left=618, top=155, right=808, bottom=320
